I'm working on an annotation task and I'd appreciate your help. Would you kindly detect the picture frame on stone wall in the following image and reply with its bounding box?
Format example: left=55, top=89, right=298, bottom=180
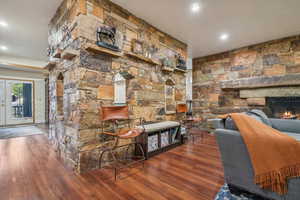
left=165, top=79, right=176, bottom=114
left=143, top=43, right=159, bottom=59
left=132, top=39, right=144, bottom=55
left=86, top=1, right=94, bottom=16
left=161, top=56, right=176, bottom=68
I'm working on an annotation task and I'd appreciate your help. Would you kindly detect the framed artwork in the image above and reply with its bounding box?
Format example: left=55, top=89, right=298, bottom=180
left=86, top=1, right=94, bottom=16
left=161, top=56, right=176, bottom=68
left=165, top=78, right=176, bottom=114
left=132, top=39, right=144, bottom=55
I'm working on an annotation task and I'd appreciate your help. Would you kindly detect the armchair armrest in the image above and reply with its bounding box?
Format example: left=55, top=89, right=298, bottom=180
left=208, top=118, right=225, bottom=129
left=270, top=118, right=300, bottom=134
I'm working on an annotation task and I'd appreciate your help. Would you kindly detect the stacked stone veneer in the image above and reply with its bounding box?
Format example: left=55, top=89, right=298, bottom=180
left=193, top=35, right=300, bottom=127
left=48, top=0, right=187, bottom=172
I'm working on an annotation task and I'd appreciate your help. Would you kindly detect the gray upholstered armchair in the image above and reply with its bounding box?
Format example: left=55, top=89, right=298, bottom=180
left=210, top=110, right=300, bottom=200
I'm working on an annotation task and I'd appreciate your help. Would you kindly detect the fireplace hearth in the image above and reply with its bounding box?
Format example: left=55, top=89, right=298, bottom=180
left=266, top=97, right=300, bottom=119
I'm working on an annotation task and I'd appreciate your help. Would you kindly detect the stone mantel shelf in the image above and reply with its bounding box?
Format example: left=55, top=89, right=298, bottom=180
left=162, top=66, right=174, bottom=72
left=61, top=48, right=79, bottom=60
left=45, top=61, right=56, bottom=70
left=125, top=52, right=161, bottom=66
left=174, top=67, right=187, bottom=73
left=53, top=48, right=62, bottom=59
left=161, top=66, right=186, bottom=73
left=85, top=43, right=123, bottom=57
left=220, top=74, right=300, bottom=89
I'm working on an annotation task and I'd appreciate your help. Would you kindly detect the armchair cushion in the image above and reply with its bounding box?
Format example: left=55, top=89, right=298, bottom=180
left=208, top=119, right=225, bottom=129
left=270, top=118, right=300, bottom=133
left=137, top=121, right=180, bottom=133
left=247, top=109, right=272, bottom=127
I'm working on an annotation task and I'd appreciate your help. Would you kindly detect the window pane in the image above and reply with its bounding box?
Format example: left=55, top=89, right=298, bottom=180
left=10, top=83, right=32, bottom=118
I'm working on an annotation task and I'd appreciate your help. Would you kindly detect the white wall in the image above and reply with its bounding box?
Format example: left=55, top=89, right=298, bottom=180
left=34, top=80, right=46, bottom=123
left=186, top=58, right=193, bottom=100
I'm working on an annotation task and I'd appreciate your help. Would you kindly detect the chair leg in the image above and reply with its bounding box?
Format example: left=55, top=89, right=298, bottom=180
left=185, top=128, right=190, bottom=142
left=99, top=137, right=146, bottom=180
left=99, top=149, right=109, bottom=168
left=125, top=143, right=133, bottom=160
left=142, top=159, right=145, bottom=169
left=137, top=143, right=146, bottom=169
left=99, top=148, right=118, bottom=169
left=109, top=149, right=119, bottom=181
left=137, top=143, right=145, bottom=159
left=110, top=149, right=118, bottom=165
left=192, top=134, right=195, bottom=144
left=114, top=167, right=117, bottom=181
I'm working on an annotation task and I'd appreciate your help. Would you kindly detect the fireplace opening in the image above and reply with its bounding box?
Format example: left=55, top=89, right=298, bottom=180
left=266, top=97, right=300, bottom=119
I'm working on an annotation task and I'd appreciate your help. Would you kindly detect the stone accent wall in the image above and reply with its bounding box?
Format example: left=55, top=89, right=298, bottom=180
left=48, top=0, right=187, bottom=172
left=193, top=35, right=300, bottom=127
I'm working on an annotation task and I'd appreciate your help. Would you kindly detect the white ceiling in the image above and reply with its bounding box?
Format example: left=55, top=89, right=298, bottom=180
left=0, top=0, right=62, bottom=66
left=1, top=0, right=300, bottom=65
left=112, top=0, right=300, bottom=58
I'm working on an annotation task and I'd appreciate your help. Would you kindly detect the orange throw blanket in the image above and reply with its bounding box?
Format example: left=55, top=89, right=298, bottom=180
left=220, top=113, right=300, bottom=195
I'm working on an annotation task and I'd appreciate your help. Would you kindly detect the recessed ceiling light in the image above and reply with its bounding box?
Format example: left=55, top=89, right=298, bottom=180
left=0, top=46, right=8, bottom=51
left=220, top=33, right=229, bottom=41
left=0, top=21, right=8, bottom=27
left=191, top=2, right=201, bottom=13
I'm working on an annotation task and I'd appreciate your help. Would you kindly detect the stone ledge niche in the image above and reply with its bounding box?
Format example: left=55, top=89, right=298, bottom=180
left=47, top=0, right=187, bottom=173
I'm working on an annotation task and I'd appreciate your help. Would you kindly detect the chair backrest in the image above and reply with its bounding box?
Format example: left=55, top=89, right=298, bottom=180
left=176, top=104, right=188, bottom=113
left=100, top=105, right=129, bottom=121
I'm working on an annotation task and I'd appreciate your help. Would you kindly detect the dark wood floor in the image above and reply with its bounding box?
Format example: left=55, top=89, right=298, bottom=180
left=0, top=131, right=224, bottom=200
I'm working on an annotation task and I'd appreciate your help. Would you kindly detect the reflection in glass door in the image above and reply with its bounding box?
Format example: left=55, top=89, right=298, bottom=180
left=5, top=80, right=34, bottom=125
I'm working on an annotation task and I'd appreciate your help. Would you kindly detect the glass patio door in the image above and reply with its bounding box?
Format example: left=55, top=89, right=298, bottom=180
left=0, top=80, right=5, bottom=126
left=5, top=80, right=34, bottom=125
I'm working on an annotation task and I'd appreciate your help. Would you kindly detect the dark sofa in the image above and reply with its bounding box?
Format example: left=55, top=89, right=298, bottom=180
left=210, top=110, right=300, bottom=200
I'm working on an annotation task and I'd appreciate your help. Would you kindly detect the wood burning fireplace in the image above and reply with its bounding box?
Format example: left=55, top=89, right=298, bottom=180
left=266, top=97, right=300, bottom=119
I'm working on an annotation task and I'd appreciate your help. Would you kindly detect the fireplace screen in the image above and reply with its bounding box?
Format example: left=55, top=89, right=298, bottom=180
left=266, top=97, right=300, bottom=119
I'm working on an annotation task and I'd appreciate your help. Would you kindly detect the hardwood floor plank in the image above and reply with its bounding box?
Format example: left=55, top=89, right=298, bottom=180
left=0, top=131, right=224, bottom=200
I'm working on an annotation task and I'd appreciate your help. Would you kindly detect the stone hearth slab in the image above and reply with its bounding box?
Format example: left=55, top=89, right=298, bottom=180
left=221, top=74, right=300, bottom=89
left=240, top=87, right=300, bottom=98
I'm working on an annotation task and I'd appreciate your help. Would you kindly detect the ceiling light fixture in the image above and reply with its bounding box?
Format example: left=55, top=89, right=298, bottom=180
left=0, top=21, right=8, bottom=27
left=220, top=33, right=229, bottom=41
left=0, top=46, right=8, bottom=51
left=191, top=2, right=201, bottom=13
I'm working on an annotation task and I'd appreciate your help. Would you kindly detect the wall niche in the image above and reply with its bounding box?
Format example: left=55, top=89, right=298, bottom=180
left=56, top=73, right=64, bottom=116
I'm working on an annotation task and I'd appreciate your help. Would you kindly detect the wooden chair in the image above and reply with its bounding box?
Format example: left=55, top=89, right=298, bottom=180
left=176, top=103, right=203, bottom=143
left=98, top=105, right=145, bottom=180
